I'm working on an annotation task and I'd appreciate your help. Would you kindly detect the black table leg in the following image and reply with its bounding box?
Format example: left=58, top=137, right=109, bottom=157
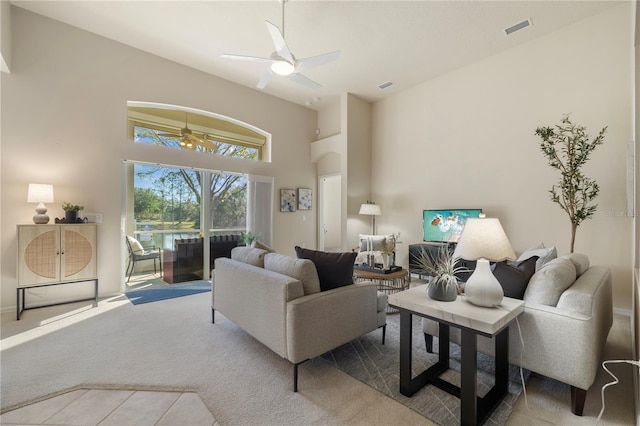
left=460, top=328, right=478, bottom=426
left=399, top=308, right=413, bottom=396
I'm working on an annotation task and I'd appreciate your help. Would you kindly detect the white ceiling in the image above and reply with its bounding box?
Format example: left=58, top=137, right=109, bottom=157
left=11, top=0, right=621, bottom=111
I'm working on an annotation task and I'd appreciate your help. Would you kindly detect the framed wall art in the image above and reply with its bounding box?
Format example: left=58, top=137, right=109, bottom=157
left=280, top=189, right=296, bottom=212
left=298, top=188, right=312, bottom=210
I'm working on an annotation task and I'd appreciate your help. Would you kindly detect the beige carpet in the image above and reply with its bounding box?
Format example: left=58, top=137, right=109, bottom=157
left=1, top=291, right=635, bottom=425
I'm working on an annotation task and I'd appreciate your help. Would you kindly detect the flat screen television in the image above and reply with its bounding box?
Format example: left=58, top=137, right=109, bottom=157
left=423, top=209, right=483, bottom=243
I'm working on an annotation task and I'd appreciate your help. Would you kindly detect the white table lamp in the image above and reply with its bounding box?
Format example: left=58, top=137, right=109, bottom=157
left=453, top=217, right=516, bottom=307
left=27, top=184, right=54, bottom=224
left=359, top=201, right=382, bottom=234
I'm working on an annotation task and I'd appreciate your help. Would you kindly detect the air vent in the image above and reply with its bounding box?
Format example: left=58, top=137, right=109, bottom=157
left=504, top=18, right=532, bottom=35
left=378, top=81, right=394, bottom=90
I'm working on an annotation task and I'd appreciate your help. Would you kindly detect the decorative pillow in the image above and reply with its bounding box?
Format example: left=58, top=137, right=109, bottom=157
left=491, top=256, right=538, bottom=300
left=358, top=234, right=393, bottom=252
left=517, top=243, right=557, bottom=271
left=560, top=253, right=590, bottom=277
left=127, top=236, right=145, bottom=253
left=294, top=246, right=357, bottom=292
left=251, top=240, right=275, bottom=253
left=264, top=253, right=321, bottom=295
left=231, top=246, right=268, bottom=268
left=523, top=258, right=577, bottom=306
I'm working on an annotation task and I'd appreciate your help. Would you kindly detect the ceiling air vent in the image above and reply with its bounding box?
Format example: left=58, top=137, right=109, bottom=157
left=378, top=81, right=394, bottom=90
left=504, top=18, right=532, bottom=35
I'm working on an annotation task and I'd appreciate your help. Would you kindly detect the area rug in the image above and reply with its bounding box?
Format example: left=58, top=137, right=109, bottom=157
left=125, top=281, right=211, bottom=305
left=321, top=313, right=526, bottom=426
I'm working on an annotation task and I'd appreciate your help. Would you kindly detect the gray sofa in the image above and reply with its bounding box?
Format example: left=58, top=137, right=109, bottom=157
left=422, top=252, right=612, bottom=415
left=212, top=247, right=387, bottom=391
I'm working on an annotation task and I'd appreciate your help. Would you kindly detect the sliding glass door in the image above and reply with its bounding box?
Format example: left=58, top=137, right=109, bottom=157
left=124, top=162, right=249, bottom=286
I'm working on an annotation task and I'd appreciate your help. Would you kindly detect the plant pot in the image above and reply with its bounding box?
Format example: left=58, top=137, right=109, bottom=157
left=65, top=211, right=78, bottom=222
left=427, top=278, right=458, bottom=302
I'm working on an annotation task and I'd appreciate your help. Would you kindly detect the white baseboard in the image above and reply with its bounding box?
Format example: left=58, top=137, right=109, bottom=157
left=613, top=307, right=632, bottom=317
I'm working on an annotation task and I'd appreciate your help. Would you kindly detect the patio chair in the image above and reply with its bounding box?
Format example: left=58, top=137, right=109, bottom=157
left=126, top=235, right=162, bottom=282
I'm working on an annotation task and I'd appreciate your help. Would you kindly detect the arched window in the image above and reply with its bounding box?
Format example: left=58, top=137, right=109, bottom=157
left=127, top=103, right=269, bottom=161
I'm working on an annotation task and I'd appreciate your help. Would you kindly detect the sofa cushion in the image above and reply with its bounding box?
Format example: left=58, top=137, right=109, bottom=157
left=294, top=246, right=357, bottom=292
left=523, top=257, right=577, bottom=306
left=264, top=253, right=321, bottom=295
left=231, top=246, right=268, bottom=267
left=517, top=243, right=557, bottom=271
left=560, top=253, right=590, bottom=277
left=491, top=256, right=538, bottom=300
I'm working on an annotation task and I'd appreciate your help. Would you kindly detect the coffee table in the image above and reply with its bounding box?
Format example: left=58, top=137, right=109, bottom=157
left=353, top=268, right=409, bottom=313
left=388, top=285, right=524, bottom=426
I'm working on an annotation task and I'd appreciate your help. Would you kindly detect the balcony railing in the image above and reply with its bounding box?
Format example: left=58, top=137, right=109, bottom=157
left=133, top=226, right=245, bottom=250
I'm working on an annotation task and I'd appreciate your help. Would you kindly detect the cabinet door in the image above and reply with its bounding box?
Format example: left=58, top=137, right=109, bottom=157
left=18, top=225, right=61, bottom=286
left=62, top=225, right=97, bottom=281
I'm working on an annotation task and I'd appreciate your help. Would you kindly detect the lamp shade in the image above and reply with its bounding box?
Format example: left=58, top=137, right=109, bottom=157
left=453, top=218, right=516, bottom=262
left=359, top=203, right=382, bottom=216
left=27, top=184, right=54, bottom=203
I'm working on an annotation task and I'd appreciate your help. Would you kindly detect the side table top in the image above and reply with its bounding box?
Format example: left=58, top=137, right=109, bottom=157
left=388, top=284, right=524, bottom=336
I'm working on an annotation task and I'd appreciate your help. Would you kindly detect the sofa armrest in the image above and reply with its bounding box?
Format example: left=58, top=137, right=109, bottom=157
left=286, top=282, right=379, bottom=363
left=213, top=258, right=305, bottom=359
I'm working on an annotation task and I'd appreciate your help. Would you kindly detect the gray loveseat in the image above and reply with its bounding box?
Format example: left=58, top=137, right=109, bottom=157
left=422, top=252, right=612, bottom=415
left=212, top=247, right=387, bottom=391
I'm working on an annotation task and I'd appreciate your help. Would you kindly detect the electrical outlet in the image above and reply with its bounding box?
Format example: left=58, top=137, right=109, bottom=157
left=84, top=213, right=103, bottom=223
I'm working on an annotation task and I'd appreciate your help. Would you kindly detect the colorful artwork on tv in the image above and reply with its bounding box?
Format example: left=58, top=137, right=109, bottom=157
left=423, top=209, right=483, bottom=243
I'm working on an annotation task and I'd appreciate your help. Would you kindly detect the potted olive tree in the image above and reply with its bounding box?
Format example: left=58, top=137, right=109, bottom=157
left=535, top=114, right=606, bottom=253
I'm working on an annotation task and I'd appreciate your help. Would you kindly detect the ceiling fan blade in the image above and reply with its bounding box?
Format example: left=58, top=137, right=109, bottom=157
left=257, top=70, right=274, bottom=89
left=288, top=73, right=321, bottom=89
left=157, top=132, right=181, bottom=139
left=220, top=54, right=271, bottom=63
left=296, top=50, right=340, bottom=73
left=265, top=21, right=294, bottom=63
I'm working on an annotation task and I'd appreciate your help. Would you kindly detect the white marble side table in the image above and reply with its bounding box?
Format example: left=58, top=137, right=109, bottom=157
left=388, top=285, right=524, bottom=426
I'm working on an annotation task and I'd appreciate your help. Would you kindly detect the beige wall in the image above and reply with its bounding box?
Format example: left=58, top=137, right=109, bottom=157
left=371, top=4, right=634, bottom=310
left=0, top=7, right=318, bottom=310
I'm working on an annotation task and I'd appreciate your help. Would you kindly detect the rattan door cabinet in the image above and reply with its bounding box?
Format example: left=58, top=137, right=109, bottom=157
left=16, top=224, right=98, bottom=320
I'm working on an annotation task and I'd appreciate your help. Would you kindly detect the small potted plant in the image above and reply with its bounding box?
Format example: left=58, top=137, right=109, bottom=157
left=62, top=202, right=84, bottom=223
left=240, top=230, right=260, bottom=246
left=413, top=245, right=466, bottom=302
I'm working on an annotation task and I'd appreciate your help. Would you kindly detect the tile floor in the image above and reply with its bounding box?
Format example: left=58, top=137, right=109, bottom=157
left=0, top=388, right=217, bottom=425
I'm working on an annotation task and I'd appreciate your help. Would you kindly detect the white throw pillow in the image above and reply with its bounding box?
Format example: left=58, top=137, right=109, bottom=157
left=231, top=247, right=268, bottom=268
left=517, top=243, right=557, bottom=271
left=358, top=234, right=395, bottom=253
left=560, top=253, right=590, bottom=277
left=523, top=258, right=577, bottom=306
left=127, top=236, right=145, bottom=253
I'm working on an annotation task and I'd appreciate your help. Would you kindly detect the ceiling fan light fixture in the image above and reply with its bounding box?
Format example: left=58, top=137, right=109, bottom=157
left=271, top=59, right=295, bottom=76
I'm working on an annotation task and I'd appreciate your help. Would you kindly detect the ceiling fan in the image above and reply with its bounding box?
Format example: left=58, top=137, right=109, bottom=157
left=221, top=0, right=340, bottom=89
left=157, top=113, right=217, bottom=151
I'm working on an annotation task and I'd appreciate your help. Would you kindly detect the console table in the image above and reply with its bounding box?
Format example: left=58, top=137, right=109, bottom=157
left=388, top=285, right=524, bottom=426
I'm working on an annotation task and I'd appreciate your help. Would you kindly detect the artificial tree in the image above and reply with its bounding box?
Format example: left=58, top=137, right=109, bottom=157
left=535, top=114, right=607, bottom=253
